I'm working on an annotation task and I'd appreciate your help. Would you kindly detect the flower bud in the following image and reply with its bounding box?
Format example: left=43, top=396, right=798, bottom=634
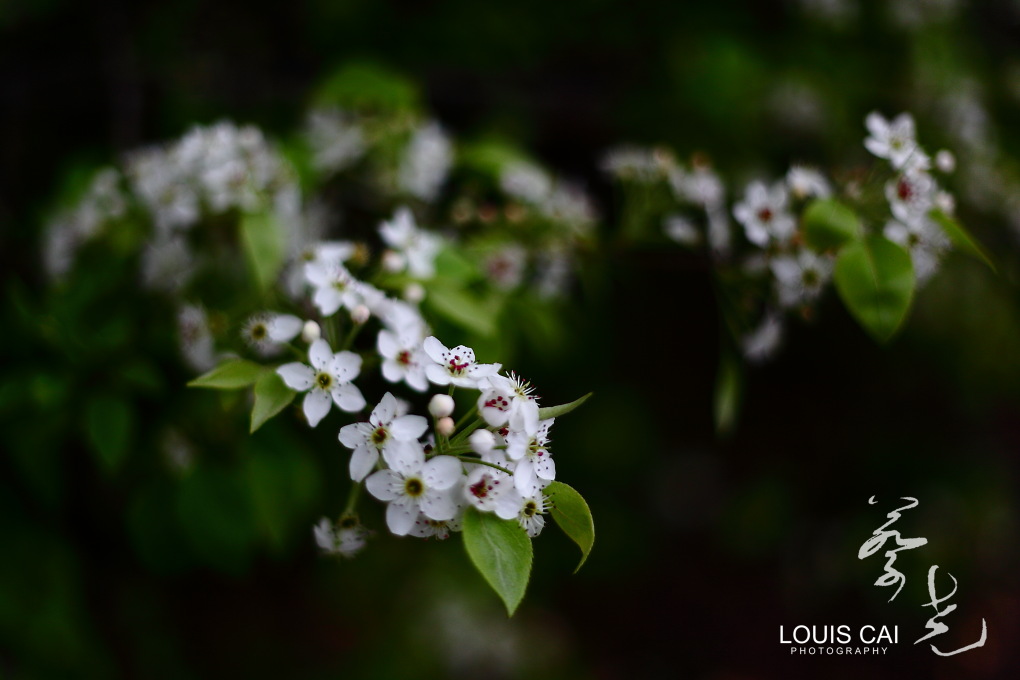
left=468, top=428, right=496, bottom=455
left=351, top=305, right=371, bottom=325
left=436, top=416, right=456, bottom=437
left=404, top=283, right=425, bottom=304
left=301, top=320, right=321, bottom=343
left=382, top=250, right=405, bottom=273
left=935, top=150, right=956, bottom=174
left=429, top=394, right=455, bottom=418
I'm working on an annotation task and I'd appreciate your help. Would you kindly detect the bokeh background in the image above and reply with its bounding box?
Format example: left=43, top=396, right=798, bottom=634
left=3, top=0, right=1020, bottom=678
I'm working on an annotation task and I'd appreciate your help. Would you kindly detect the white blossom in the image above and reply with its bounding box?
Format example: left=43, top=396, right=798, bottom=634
left=733, top=181, right=796, bottom=246
left=423, top=337, right=501, bottom=388
left=276, top=338, right=365, bottom=427
left=338, top=392, right=429, bottom=482
left=365, top=448, right=463, bottom=535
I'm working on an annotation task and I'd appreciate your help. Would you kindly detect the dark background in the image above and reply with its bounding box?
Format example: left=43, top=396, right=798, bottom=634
left=2, top=0, right=1019, bottom=678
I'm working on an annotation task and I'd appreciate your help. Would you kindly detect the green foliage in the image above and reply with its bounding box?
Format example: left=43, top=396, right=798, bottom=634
left=250, top=372, right=297, bottom=433
left=462, top=508, right=533, bottom=616
left=188, top=359, right=268, bottom=389
left=930, top=210, right=996, bottom=273
left=834, top=234, right=915, bottom=343
left=546, top=481, right=595, bottom=572
left=425, top=281, right=500, bottom=336
left=312, top=61, right=420, bottom=114
left=239, top=211, right=287, bottom=293
left=537, top=392, right=592, bottom=420
left=802, top=199, right=861, bottom=251
left=85, top=396, right=133, bottom=474
left=713, top=352, right=742, bottom=437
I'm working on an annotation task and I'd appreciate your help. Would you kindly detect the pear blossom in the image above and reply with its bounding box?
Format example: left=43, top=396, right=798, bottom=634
left=423, top=337, right=501, bottom=388
left=276, top=338, right=365, bottom=427
left=742, top=312, right=784, bottom=364
left=885, top=170, right=936, bottom=223
left=733, top=181, right=796, bottom=246
left=365, top=447, right=464, bottom=535
left=398, top=121, right=452, bottom=202
left=865, top=112, right=922, bottom=170
left=338, top=392, right=429, bottom=481
left=408, top=510, right=464, bottom=540
left=495, top=488, right=550, bottom=538
left=305, top=261, right=380, bottom=317
left=379, top=207, right=443, bottom=279
left=786, top=165, right=832, bottom=199
left=770, top=250, right=834, bottom=308
left=478, top=373, right=540, bottom=434
left=506, top=418, right=556, bottom=494
left=883, top=218, right=950, bottom=284
left=378, top=328, right=430, bottom=392
left=463, top=459, right=515, bottom=513
left=241, top=312, right=303, bottom=356
left=314, top=516, right=368, bottom=558
left=664, top=215, right=700, bottom=245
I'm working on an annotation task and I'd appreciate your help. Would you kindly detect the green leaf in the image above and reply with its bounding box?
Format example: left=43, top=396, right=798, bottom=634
left=462, top=509, right=533, bottom=616
left=188, top=359, right=268, bottom=389
left=239, top=211, right=286, bottom=292
left=85, top=396, right=133, bottom=473
left=546, top=482, right=595, bottom=572
left=425, top=283, right=499, bottom=336
left=713, top=352, right=742, bottom=437
left=930, top=210, right=996, bottom=273
left=433, top=246, right=480, bottom=284
left=834, top=234, right=915, bottom=343
left=250, top=372, right=297, bottom=433
left=537, top=392, right=592, bottom=420
left=802, top=199, right=861, bottom=251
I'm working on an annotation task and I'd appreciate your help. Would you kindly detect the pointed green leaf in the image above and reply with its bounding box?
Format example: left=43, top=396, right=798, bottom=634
left=930, top=210, right=996, bottom=273
left=713, top=352, right=742, bottom=437
left=537, top=392, right=592, bottom=420
left=546, top=482, right=595, bottom=572
left=250, top=372, right=297, bottom=433
left=834, top=234, right=915, bottom=343
left=188, top=359, right=268, bottom=389
left=802, top=199, right=861, bottom=251
left=240, top=211, right=286, bottom=291
left=462, top=509, right=533, bottom=616
left=86, top=396, right=133, bottom=473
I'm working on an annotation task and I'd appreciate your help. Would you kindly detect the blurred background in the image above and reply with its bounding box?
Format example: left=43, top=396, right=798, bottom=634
left=2, top=0, right=1020, bottom=678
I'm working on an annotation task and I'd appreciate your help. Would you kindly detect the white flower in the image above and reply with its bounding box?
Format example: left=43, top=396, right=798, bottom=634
left=276, top=338, right=365, bottom=427
left=338, top=392, right=429, bottom=481
left=733, top=181, right=796, bottom=246
left=398, top=121, right=452, bottom=202
left=429, top=394, right=455, bottom=418
left=505, top=418, right=555, bottom=494
left=483, top=246, right=528, bottom=291
left=770, top=250, right=834, bottom=308
left=408, top=509, right=464, bottom=540
left=495, top=488, right=550, bottom=538
left=935, top=149, right=956, bottom=174
left=378, top=328, right=430, bottom=392
left=241, top=313, right=303, bottom=356
left=501, top=161, right=552, bottom=203
left=177, top=304, right=216, bottom=372
left=379, top=207, right=443, bottom=279
left=742, top=312, right=784, bottom=364
left=885, top=170, right=936, bottom=223
left=478, top=373, right=540, bottom=435
left=883, top=218, right=950, bottom=284
left=304, top=261, right=376, bottom=317
left=306, top=109, right=367, bottom=173
left=664, top=215, right=700, bottom=245
left=468, top=429, right=498, bottom=459
left=423, top=337, right=501, bottom=388
left=864, top=112, right=923, bottom=170
left=601, top=146, right=663, bottom=182
left=463, top=458, right=515, bottom=513
left=313, top=516, right=368, bottom=558
left=365, top=449, right=464, bottom=535
left=786, top=165, right=832, bottom=200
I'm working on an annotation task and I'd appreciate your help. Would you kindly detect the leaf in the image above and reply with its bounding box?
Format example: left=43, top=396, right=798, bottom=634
left=802, top=199, right=861, bottom=251
left=425, top=283, right=499, bottom=336
left=546, top=482, right=595, bottom=572
left=188, top=359, right=268, bottom=389
left=462, top=509, right=533, bottom=616
left=85, top=396, right=133, bottom=473
left=713, top=352, right=742, bottom=436
left=930, top=210, right=996, bottom=273
left=537, top=392, right=592, bottom=420
left=834, top=234, right=915, bottom=343
left=250, top=372, right=297, bottom=433
left=239, top=211, right=286, bottom=292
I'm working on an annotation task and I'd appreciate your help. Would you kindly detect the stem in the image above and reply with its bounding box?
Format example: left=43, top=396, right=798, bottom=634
left=326, top=315, right=341, bottom=348
left=342, top=480, right=362, bottom=515
left=449, top=418, right=483, bottom=447
left=456, top=455, right=513, bottom=476
left=341, top=319, right=363, bottom=351
left=453, top=403, right=479, bottom=432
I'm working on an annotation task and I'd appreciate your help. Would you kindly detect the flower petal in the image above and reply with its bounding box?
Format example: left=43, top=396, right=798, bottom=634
left=268, top=314, right=303, bottom=342
left=422, top=336, right=447, bottom=363
left=309, top=339, right=333, bottom=370
left=373, top=392, right=398, bottom=425
left=331, top=351, right=362, bottom=382
left=349, top=444, right=378, bottom=482
left=303, top=389, right=332, bottom=427
left=338, top=422, right=371, bottom=449
left=386, top=499, right=418, bottom=535
left=276, top=363, right=314, bottom=391
left=332, top=383, right=366, bottom=413
left=423, top=455, right=463, bottom=491
left=365, top=469, right=402, bottom=501
left=390, top=414, right=428, bottom=440
left=420, top=488, right=458, bottom=521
